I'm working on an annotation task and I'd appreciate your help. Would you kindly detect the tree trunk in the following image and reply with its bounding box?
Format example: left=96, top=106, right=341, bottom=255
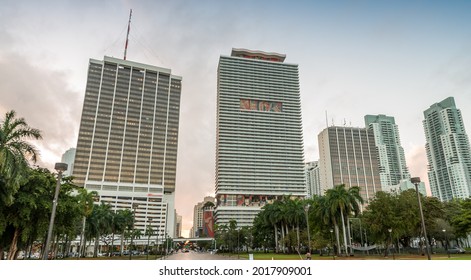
left=7, top=227, right=21, bottom=260
left=94, top=234, right=99, bottom=257
left=110, top=232, right=115, bottom=257
left=120, top=231, right=125, bottom=255
left=273, top=224, right=278, bottom=253
left=334, top=222, right=341, bottom=256
left=346, top=217, right=353, bottom=255
left=340, top=211, right=348, bottom=256
left=79, top=216, right=86, bottom=258
left=296, top=222, right=300, bottom=253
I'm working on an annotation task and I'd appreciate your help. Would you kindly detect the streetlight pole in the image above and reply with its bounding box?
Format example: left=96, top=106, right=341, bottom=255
left=304, top=204, right=311, bottom=254
left=330, top=228, right=335, bottom=260
left=129, top=203, right=138, bottom=260
left=42, top=163, right=68, bottom=260
left=411, top=177, right=431, bottom=260
left=388, top=228, right=395, bottom=260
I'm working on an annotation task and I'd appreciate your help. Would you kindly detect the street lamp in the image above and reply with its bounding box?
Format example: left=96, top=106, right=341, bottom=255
left=129, top=203, right=139, bottom=260
left=411, top=177, right=431, bottom=260
left=304, top=204, right=311, bottom=254
left=42, top=162, right=68, bottom=260
left=330, top=228, right=335, bottom=260
left=388, top=228, right=395, bottom=260
left=442, top=229, right=450, bottom=258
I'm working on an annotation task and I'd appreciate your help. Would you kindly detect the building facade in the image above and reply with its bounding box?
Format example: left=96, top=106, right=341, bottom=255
left=318, top=126, right=381, bottom=205
left=305, top=161, right=321, bottom=197
left=365, top=114, right=410, bottom=189
left=215, top=48, right=306, bottom=227
left=423, top=97, right=471, bottom=201
left=73, top=56, right=182, bottom=238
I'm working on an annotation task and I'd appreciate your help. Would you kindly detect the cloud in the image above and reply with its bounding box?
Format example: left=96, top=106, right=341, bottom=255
left=406, top=145, right=431, bottom=196
left=0, top=51, right=82, bottom=169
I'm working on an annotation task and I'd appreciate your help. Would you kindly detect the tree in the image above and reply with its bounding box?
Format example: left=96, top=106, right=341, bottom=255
left=1, top=110, right=42, bottom=247
left=0, top=111, right=42, bottom=205
left=87, top=202, right=112, bottom=257
left=324, top=185, right=363, bottom=256
left=3, top=167, right=54, bottom=259
left=76, top=188, right=97, bottom=257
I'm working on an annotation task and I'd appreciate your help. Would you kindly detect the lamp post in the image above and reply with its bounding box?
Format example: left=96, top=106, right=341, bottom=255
left=411, top=177, right=431, bottom=260
left=42, top=163, right=68, bottom=260
left=442, top=229, right=450, bottom=258
left=304, top=204, right=311, bottom=254
left=388, top=228, right=395, bottom=260
left=129, top=203, right=138, bottom=260
left=146, top=218, right=153, bottom=260
left=330, top=228, right=335, bottom=260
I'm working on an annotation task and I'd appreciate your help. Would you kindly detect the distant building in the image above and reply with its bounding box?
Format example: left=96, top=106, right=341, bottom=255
left=192, top=196, right=215, bottom=238
left=61, top=148, right=76, bottom=177
left=423, top=97, right=471, bottom=201
left=73, top=56, right=182, bottom=239
left=175, top=213, right=182, bottom=238
left=305, top=161, right=321, bottom=197
left=382, top=179, right=427, bottom=196
left=318, top=126, right=381, bottom=205
left=365, top=114, right=410, bottom=189
left=215, top=48, right=306, bottom=227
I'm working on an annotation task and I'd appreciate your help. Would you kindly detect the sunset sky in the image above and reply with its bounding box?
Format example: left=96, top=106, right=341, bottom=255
left=1, top=0, right=470, bottom=237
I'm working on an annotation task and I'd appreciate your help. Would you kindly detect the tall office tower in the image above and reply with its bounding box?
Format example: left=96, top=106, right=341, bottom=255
left=61, top=148, right=76, bottom=177
left=365, top=114, right=410, bottom=189
left=191, top=196, right=215, bottom=237
left=318, top=126, right=381, bottom=204
left=73, top=56, right=182, bottom=238
left=305, top=161, right=321, bottom=197
left=215, top=48, right=306, bottom=227
left=423, top=97, right=471, bottom=201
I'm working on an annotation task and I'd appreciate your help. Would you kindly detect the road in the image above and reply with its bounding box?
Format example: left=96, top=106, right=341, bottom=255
left=164, top=251, right=240, bottom=260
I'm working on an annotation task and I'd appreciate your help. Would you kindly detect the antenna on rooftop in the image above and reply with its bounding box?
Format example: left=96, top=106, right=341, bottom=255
left=124, top=9, right=132, bottom=60
left=325, top=111, right=328, bottom=128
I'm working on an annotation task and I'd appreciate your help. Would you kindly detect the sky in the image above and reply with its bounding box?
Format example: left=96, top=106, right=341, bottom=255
left=1, top=0, right=470, bottom=238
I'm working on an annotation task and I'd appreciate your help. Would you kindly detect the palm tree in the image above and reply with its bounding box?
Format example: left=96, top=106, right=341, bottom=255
left=118, top=209, right=134, bottom=255
left=0, top=110, right=42, bottom=207
left=76, top=189, right=97, bottom=257
left=324, top=184, right=363, bottom=256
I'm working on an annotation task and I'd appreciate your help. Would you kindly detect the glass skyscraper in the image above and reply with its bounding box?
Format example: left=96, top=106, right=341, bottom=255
left=423, top=97, right=471, bottom=201
left=215, top=49, right=306, bottom=227
left=73, top=56, right=181, bottom=238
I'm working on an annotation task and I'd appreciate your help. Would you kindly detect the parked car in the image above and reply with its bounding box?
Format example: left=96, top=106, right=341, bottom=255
left=447, top=246, right=466, bottom=254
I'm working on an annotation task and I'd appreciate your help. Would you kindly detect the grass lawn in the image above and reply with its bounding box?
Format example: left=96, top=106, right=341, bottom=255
left=231, top=252, right=471, bottom=260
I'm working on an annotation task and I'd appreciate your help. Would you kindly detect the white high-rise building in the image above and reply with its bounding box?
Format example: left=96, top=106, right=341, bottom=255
left=73, top=56, right=182, bottom=238
left=61, top=148, right=76, bottom=177
left=305, top=161, right=321, bottom=197
left=365, top=114, right=410, bottom=189
left=215, top=49, right=306, bottom=227
left=423, top=97, right=471, bottom=201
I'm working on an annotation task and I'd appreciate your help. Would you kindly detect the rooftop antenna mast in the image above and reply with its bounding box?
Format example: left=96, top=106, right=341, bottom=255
left=124, top=9, right=132, bottom=60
